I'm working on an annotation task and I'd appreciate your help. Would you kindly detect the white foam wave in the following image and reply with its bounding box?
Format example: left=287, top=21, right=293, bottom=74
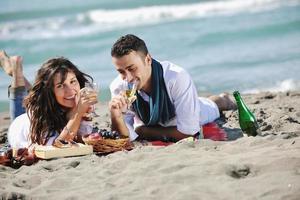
left=87, top=0, right=299, bottom=24
left=243, top=79, right=300, bottom=94
left=0, top=0, right=299, bottom=40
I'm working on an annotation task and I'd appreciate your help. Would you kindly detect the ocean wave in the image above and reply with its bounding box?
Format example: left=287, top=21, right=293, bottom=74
left=86, top=0, right=299, bottom=24
left=243, top=79, right=300, bottom=94
left=0, top=0, right=299, bottom=40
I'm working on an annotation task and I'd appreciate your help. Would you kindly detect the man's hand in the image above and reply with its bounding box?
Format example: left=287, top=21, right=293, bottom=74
left=109, top=93, right=131, bottom=137
left=109, top=92, right=128, bottom=119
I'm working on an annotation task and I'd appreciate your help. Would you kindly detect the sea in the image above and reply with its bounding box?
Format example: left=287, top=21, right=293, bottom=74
left=1, top=0, right=300, bottom=112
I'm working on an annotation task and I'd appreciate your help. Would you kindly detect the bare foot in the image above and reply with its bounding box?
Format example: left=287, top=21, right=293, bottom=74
left=219, top=93, right=237, bottom=111
left=209, top=93, right=237, bottom=112
left=0, top=51, right=23, bottom=77
left=11, top=55, right=23, bottom=74
left=0, top=50, right=13, bottom=76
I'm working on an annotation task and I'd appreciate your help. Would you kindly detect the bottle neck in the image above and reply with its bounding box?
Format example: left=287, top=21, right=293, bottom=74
left=233, top=91, right=243, bottom=104
left=233, top=91, right=249, bottom=112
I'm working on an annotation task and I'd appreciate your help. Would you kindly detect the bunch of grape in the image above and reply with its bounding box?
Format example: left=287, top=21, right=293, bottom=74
left=98, top=129, right=120, bottom=139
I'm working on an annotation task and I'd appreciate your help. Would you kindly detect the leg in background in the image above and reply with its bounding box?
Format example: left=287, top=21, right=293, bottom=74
left=9, top=86, right=27, bottom=121
left=0, top=50, right=31, bottom=90
left=0, top=51, right=28, bottom=121
left=208, top=93, right=237, bottom=113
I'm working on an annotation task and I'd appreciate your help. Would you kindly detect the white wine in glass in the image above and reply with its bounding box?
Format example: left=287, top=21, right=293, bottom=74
left=122, top=80, right=139, bottom=113
left=82, top=82, right=99, bottom=118
left=125, top=82, right=138, bottom=102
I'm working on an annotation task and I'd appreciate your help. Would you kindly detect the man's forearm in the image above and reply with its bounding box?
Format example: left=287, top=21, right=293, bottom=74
left=111, top=116, right=129, bottom=137
left=135, top=125, right=192, bottom=142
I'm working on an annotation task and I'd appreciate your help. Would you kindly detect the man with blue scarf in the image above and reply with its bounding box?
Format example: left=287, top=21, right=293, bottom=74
left=109, top=34, right=236, bottom=142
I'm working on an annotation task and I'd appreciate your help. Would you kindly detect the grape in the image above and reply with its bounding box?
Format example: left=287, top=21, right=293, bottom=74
left=112, top=131, right=120, bottom=139
left=92, top=126, right=99, bottom=133
left=98, top=129, right=121, bottom=139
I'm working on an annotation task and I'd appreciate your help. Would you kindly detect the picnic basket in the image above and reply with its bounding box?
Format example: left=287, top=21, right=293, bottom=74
left=82, top=136, right=132, bottom=154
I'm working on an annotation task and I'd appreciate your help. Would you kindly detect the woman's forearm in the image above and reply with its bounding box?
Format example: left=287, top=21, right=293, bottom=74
left=57, top=112, right=84, bottom=141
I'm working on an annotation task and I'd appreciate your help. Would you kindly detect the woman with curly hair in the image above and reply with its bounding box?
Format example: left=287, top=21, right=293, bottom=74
left=0, top=50, right=98, bottom=148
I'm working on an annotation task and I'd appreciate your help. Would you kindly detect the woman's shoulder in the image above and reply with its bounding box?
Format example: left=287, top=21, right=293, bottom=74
left=9, top=113, right=30, bottom=130
left=8, top=113, right=31, bottom=148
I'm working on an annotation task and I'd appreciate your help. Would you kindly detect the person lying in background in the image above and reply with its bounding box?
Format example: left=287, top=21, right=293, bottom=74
left=0, top=51, right=98, bottom=149
left=109, top=34, right=236, bottom=142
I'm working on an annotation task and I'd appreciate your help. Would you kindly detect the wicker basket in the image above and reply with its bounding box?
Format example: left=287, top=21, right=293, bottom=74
left=82, top=137, right=132, bottom=154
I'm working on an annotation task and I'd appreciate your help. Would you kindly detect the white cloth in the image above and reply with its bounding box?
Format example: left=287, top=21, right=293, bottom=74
left=8, top=113, right=93, bottom=148
left=110, top=60, right=220, bottom=141
left=8, top=113, right=32, bottom=148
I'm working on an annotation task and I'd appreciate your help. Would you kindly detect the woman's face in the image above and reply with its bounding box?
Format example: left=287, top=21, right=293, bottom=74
left=53, top=71, right=80, bottom=108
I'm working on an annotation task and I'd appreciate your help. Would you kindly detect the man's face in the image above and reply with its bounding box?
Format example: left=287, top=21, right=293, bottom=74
left=112, top=51, right=152, bottom=92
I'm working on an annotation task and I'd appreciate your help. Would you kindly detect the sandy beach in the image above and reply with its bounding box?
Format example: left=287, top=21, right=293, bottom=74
left=0, top=91, right=300, bottom=200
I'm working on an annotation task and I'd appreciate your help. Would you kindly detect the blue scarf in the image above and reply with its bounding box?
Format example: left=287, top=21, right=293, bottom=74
left=132, top=59, right=176, bottom=126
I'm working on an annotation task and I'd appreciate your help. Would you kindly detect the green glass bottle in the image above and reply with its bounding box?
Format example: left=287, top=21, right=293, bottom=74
left=233, top=91, right=261, bottom=136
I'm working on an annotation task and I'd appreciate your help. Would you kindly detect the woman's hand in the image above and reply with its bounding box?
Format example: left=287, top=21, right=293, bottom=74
left=53, top=126, right=77, bottom=147
left=69, top=88, right=98, bottom=118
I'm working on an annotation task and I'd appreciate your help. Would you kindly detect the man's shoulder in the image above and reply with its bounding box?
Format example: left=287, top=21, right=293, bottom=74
left=160, top=60, right=185, bottom=73
left=159, top=60, right=190, bottom=82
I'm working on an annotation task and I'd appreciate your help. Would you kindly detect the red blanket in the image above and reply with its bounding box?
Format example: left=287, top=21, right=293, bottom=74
left=202, top=122, right=227, bottom=141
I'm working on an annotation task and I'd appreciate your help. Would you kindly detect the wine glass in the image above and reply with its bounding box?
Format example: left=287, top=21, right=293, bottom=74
left=122, top=79, right=139, bottom=114
left=82, top=82, right=99, bottom=118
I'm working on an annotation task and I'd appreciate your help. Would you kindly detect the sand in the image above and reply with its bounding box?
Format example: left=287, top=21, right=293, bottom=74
left=0, top=91, right=300, bottom=200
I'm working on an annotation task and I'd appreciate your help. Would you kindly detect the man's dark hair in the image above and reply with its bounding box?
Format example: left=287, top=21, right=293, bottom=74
left=111, top=34, right=148, bottom=58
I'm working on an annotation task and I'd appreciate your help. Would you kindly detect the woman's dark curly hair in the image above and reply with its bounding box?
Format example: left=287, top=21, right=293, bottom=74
left=23, top=57, right=92, bottom=145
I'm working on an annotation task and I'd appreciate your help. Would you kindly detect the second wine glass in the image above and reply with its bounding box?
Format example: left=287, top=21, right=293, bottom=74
left=122, top=79, right=139, bottom=114
left=83, top=82, right=99, bottom=118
